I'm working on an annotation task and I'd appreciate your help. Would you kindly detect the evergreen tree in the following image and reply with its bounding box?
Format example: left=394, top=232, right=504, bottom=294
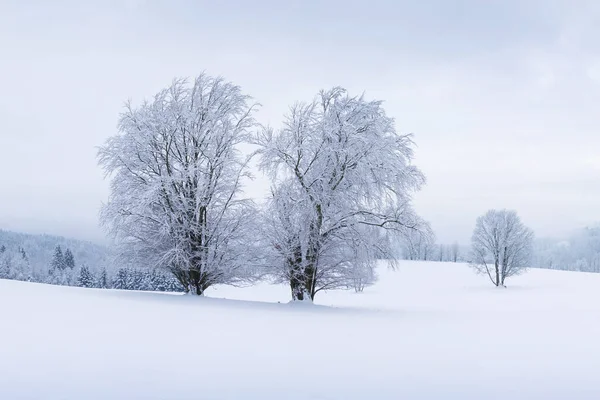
left=19, top=247, right=27, bottom=261
left=64, top=249, right=75, bottom=270
left=77, top=265, right=94, bottom=288
left=12, top=251, right=30, bottom=281
left=0, top=245, right=6, bottom=253
left=125, top=268, right=142, bottom=290
left=140, top=270, right=153, bottom=291
left=0, top=257, right=10, bottom=279
left=113, top=268, right=128, bottom=290
left=151, top=270, right=167, bottom=292
left=51, top=245, right=65, bottom=271
left=97, top=267, right=108, bottom=289
left=166, top=274, right=185, bottom=292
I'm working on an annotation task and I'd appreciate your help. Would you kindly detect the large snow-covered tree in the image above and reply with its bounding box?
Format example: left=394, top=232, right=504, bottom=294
left=256, top=87, right=429, bottom=301
left=98, top=74, right=258, bottom=295
left=470, top=209, right=534, bottom=287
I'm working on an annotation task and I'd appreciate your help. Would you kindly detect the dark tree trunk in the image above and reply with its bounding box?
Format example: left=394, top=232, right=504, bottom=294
left=189, top=269, right=202, bottom=295
left=290, top=266, right=316, bottom=301
left=500, top=246, right=508, bottom=287
left=286, top=203, right=323, bottom=302
left=494, top=261, right=500, bottom=287
left=289, top=244, right=311, bottom=301
left=171, top=266, right=211, bottom=295
left=290, top=273, right=307, bottom=301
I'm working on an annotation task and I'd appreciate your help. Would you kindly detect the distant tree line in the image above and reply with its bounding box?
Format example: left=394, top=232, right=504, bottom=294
left=398, top=229, right=464, bottom=263
left=0, top=243, right=184, bottom=292
left=533, top=225, right=600, bottom=273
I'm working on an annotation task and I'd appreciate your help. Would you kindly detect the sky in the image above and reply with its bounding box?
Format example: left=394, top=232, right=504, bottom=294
left=1, top=0, right=599, bottom=244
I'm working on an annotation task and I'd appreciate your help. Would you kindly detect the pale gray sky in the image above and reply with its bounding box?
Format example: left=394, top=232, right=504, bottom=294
left=1, top=0, right=599, bottom=244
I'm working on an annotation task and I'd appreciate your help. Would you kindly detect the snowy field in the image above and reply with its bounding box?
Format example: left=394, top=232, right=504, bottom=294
left=2, top=261, right=600, bottom=399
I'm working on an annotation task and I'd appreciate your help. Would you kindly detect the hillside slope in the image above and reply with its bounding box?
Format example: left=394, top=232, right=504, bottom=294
left=2, top=261, right=600, bottom=399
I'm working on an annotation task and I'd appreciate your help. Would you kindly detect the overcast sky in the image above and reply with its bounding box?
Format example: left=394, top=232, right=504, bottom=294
left=1, top=0, right=599, bottom=244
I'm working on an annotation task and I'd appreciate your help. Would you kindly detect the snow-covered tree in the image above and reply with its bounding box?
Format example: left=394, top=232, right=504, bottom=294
left=0, top=253, right=10, bottom=279
left=349, top=241, right=378, bottom=293
left=399, top=228, right=435, bottom=261
left=450, top=242, right=460, bottom=262
left=50, top=245, right=65, bottom=272
left=19, top=247, right=27, bottom=261
left=77, top=264, right=94, bottom=288
left=13, top=251, right=30, bottom=281
left=438, top=244, right=445, bottom=262
left=256, top=87, right=429, bottom=301
left=150, top=270, right=167, bottom=291
left=48, top=245, right=72, bottom=286
left=127, top=268, right=144, bottom=290
left=113, top=268, right=128, bottom=290
left=64, top=249, right=75, bottom=270
left=97, top=267, right=108, bottom=289
left=98, top=73, right=259, bottom=295
left=470, top=209, right=534, bottom=287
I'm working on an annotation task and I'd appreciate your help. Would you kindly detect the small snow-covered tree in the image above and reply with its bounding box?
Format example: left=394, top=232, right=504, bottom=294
left=19, top=247, right=28, bottom=261
left=50, top=245, right=65, bottom=272
left=349, top=236, right=378, bottom=293
left=438, top=244, right=445, bottom=261
left=470, top=209, right=534, bottom=287
left=450, top=242, right=460, bottom=262
left=12, top=251, right=30, bottom=281
left=64, top=249, right=75, bottom=270
left=257, top=87, right=429, bottom=301
left=125, top=268, right=141, bottom=290
left=98, top=73, right=259, bottom=295
left=150, top=270, right=167, bottom=291
left=78, top=265, right=94, bottom=288
left=113, top=268, right=128, bottom=290
left=97, top=267, right=108, bottom=289
left=400, top=228, right=435, bottom=261
left=0, top=253, right=10, bottom=279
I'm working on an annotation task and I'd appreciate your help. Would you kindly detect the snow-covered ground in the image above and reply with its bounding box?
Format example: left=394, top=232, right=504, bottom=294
left=2, top=261, right=600, bottom=399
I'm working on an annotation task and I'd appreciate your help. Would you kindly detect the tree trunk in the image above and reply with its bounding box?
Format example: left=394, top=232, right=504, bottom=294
left=289, top=265, right=316, bottom=301
left=290, top=277, right=309, bottom=301
left=494, top=261, right=500, bottom=287
left=173, top=268, right=210, bottom=295
left=288, top=243, right=311, bottom=301
left=290, top=267, right=315, bottom=301
left=500, top=246, right=508, bottom=287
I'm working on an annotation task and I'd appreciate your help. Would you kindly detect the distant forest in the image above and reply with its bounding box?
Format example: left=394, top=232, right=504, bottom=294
left=398, top=225, right=600, bottom=273
left=0, top=230, right=184, bottom=292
